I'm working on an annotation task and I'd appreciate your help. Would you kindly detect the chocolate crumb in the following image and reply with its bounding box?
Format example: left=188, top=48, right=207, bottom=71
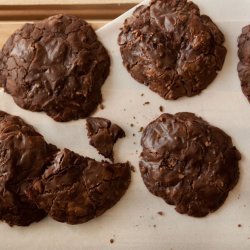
left=141, top=93, right=144, bottom=96
left=100, top=104, right=105, bottom=110
left=153, top=224, right=156, bottom=228
left=238, top=224, right=242, bottom=228
left=139, top=127, right=144, bottom=132
left=157, top=211, right=164, bottom=216
left=159, top=106, right=163, bottom=112
left=143, top=101, right=150, bottom=105
left=133, top=116, right=136, bottom=119
left=132, top=133, right=135, bottom=137
left=110, top=239, right=114, bottom=244
left=130, top=165, right=136, bottom=172
left=130, top=124, right=134, bottom=127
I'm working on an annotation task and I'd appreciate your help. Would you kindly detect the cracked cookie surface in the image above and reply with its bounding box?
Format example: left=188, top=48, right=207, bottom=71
left=86, top=117, right=125, bottom=160
left=0, top=15, right=110, bottom=122
left=25, top=148, right=131, bottom=224
left=237, top=25, right=250, bottom=102
left=118, top=0, right=226, bottom=100
left=139, top=112, right=240, bottom=217
left=0, top=111, right=56, bottom=226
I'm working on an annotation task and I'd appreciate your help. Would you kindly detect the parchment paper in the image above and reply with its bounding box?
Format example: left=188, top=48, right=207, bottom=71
left=0, top=0, right=250, bottom=249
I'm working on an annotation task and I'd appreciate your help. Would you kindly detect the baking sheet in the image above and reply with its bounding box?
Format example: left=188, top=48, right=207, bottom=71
left=0, top=0, right=250, bottom=249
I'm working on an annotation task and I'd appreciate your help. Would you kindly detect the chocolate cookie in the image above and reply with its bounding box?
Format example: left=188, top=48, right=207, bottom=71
left=0, top=111, right=56, bottom=226
left=86, top=117, right=125, bottom=159
left=118, top=0, right=226, bottom=100
left=0, top=15, right=110, bottom=122
left=140, top=112, right=240, bottom=217
left=237, top=25, right=250, bottom=102
left=25, top=149, right=131, bottom=224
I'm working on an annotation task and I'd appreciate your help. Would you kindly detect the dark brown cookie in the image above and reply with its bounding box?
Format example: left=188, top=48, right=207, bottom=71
left=118, top=0, right=226, bottom=100
left=140, top=112, right=240, bottom=217
left=0, top=111, right=56, bottom=226
left=25, top=148, right=131, bottom=224
left=86, top=117, right=125, bottom=159
left=237, top=25, right=250, bottom=102
left=0, top=111, right=130, bottom=226
left=0, top=15, right=110, bottom=122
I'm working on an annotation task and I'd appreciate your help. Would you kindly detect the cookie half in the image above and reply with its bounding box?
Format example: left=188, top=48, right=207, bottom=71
left=0, top=111, right=55, bottom=226
left=25, top=149, right=131, bottom=224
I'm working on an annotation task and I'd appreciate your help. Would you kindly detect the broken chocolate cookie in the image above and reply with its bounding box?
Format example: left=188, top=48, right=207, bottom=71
left=86, top=117, right=125, bottom=160
left=0, top=111, right=56, bottom=226
left=0, top=14, right=110, bottom=122
left=0, top=111, right=130, bottom=226
left=25, top=149, right=131, bottom=224
left=140, top=112, right=240, bottom=217
left=118, top=0, right=226, bottom=100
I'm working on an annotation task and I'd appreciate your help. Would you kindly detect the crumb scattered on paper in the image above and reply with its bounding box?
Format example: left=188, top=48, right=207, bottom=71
left=130, top=165, right=136, bottom=172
